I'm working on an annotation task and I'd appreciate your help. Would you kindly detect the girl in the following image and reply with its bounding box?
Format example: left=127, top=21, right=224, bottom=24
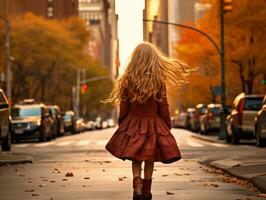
left=105, top=42, right=192, bottom=200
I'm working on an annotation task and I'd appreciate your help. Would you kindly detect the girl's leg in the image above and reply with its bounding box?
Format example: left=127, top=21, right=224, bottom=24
left=132, top=161, right=142, bottom=195
left=143, top=161, right=154, bottom=200
left=144, top=161, right=154, bottom=179
left=132, top=160, right=142, bottom=178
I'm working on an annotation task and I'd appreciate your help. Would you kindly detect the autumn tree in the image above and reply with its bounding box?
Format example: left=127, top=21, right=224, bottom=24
left=0, top=13, right=113, bottom=117
left=173, top=0, right=266, bottom=111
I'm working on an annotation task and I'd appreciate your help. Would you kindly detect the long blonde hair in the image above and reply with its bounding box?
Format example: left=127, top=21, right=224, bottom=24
left=107, top=42, right=193, bottom=104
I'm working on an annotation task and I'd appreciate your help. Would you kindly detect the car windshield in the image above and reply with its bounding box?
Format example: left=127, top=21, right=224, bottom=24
left=64, top=114, right=71, bottom=121
left=199, top=107, right=206, bottom=114
left=49, top=108, right=56, bottom=116
left=210, top=107, right=220, bottom=114
left=11, top=107, right=41, bottom=118
left=244, top=97, right=263, bottom=111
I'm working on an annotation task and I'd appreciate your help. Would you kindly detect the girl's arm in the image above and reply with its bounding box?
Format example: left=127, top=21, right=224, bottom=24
left=118, top=98, right=129, bottom=125
left=158, top=95, right=172, bottom=129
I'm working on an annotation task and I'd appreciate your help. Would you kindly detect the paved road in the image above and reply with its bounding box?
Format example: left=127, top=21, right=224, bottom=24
left=0, top=128, right=265, bottom=200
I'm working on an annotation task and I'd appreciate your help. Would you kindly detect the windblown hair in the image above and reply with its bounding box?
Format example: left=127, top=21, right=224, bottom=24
left=107, top=42, right=194, bottom=104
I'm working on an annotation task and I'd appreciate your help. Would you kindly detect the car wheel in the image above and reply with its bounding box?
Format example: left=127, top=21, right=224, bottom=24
left=231, top=125, right=240, bottom=145
left=1, top=130, right=11, bottom=151
left=226, top=122, right=232, bottom=143
left=256, top=125, right=266, bottom=147
left=200, top=122, right=208, bottom=135
left=39, top=126, right=47, bottom=142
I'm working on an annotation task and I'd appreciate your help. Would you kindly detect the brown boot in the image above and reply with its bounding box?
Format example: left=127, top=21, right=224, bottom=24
left=142, top=179, right=152, bottom=200
left=133, top=176, right=143, bottom=200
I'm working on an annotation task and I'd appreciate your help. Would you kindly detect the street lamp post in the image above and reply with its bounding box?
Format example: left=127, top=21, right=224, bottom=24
left=143, top=2, right=228, bottom=139
left=219, top=0, right=227, bottom=140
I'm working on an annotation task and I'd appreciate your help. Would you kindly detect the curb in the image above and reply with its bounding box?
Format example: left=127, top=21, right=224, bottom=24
left=0, top=154, right=33, bottom=166
left=191, top=134, right=224, bottom=144
left=207, top=160, right=266, bottom=193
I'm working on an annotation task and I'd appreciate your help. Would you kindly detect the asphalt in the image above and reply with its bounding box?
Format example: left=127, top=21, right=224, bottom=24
left=193, top=133, right=266, bottom=193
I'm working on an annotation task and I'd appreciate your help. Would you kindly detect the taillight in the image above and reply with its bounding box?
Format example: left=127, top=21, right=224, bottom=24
left=238, top=98, right=245, bottom=125
left=207, top=112, right=213, bottom=120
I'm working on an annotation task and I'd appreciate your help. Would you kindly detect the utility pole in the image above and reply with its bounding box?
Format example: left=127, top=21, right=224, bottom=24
left=218, top=0, right=227, bottom=140
left=76, top=69, right=81, bottom=118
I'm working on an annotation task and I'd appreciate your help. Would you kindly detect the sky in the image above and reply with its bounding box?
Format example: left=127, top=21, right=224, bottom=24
left=116, top=0, right=145, bottom=69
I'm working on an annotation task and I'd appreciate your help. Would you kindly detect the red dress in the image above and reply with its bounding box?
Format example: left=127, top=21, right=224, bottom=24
left=105, top=95, right=181, bottom=164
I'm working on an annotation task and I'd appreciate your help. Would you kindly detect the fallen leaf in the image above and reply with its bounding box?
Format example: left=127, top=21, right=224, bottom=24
left=38, top=184, right=47, bottom=187
left=62, top=179, right=68, bottom=181
left=50, top=180, right=56, bottom=183
left=42, top=179, right=48, bottom=181
left=25, top=189, right=35, bottom=192
left=118, top=177, right=123, bottom=181
left=32, top=194, right=39, bottom=196
left=202, top=183, right=219, bottom=187
left=103, top=161, right=111, bottom=163
left=162, top=174, right=168, bottom=177
left=84, top=177, right=90, bottom=180
left=65, top=172, right=74, bottom=177
left=174, top=173, right=183, bottom=176
left=19, top=173, right=25, bottom=177
left=166, top=191, right=174, bottom=195
left=102, top=169, right=106, bottom=172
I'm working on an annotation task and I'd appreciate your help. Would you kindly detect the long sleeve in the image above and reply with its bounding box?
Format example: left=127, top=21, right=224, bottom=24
left=158, top=95, right=172, bottom=129
left=118, top=98, right=130, bottom=125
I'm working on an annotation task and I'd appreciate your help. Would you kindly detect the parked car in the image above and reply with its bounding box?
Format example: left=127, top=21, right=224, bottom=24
left=47, top=105, right=64, bottom=138
left=0, top=89, right=11, bottom=151
left=63, top=111, right=76, bottom=134
left=226, top=93, right=264, bottom=144
left=172, top=112, right=188, bottom=128
left=186, top=108, right=196, bottom=130
left=200, top=104, right=221, bottom=135
left=94, top=117, right=103, bottom=129
left=84, top=120, right=95, bottom=130
left=75, top=118, right=85, bottom=133
left=193, top=104, right=207, bottom=132
left=102, top=120, right=108, bottom=129
left=254, top=95, right=266, bottom=147
left=11, top=103, right=54, bottom=142
left=106, top=118, right=115, bottom=128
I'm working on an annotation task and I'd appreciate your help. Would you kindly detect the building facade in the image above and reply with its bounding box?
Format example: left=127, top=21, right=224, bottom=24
left=78, top=0, right=118, bottom=79
left=143, top=0, right=169, bottom=56
left=144, top=0, right=206, bottom=57
left=9, top=0, right=78, bottom=19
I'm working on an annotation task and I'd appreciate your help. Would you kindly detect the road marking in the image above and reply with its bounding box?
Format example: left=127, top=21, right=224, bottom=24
left=34, top=142, right=56, bottom=147
left=15, top=144, right=30, bottom=148
left=76, top=140, right=91, bottom=146
left=55, top=141, right=73, bottom=146
left=208, top=142, right=228, bottom=147
left=185, top=139, right=204, bottom=147
left=96, top=140, right=108, bottom=146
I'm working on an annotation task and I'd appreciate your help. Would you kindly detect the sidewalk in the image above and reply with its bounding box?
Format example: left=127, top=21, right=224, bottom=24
left=0, top=152, right=33, bottom=166
left=192, top=133, right=266, bottom=193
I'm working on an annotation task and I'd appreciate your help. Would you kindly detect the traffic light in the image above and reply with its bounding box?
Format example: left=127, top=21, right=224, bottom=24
left=224, top=0, right=233, bottom=13
left=81, top=83, right=88, bottom=94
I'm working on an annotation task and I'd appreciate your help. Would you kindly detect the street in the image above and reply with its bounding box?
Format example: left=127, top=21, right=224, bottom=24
left=1, top=128, right=266, bottom=200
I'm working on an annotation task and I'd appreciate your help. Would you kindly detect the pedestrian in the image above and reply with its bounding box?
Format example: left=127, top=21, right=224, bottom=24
left=105, top=42, right=193, bottom=200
